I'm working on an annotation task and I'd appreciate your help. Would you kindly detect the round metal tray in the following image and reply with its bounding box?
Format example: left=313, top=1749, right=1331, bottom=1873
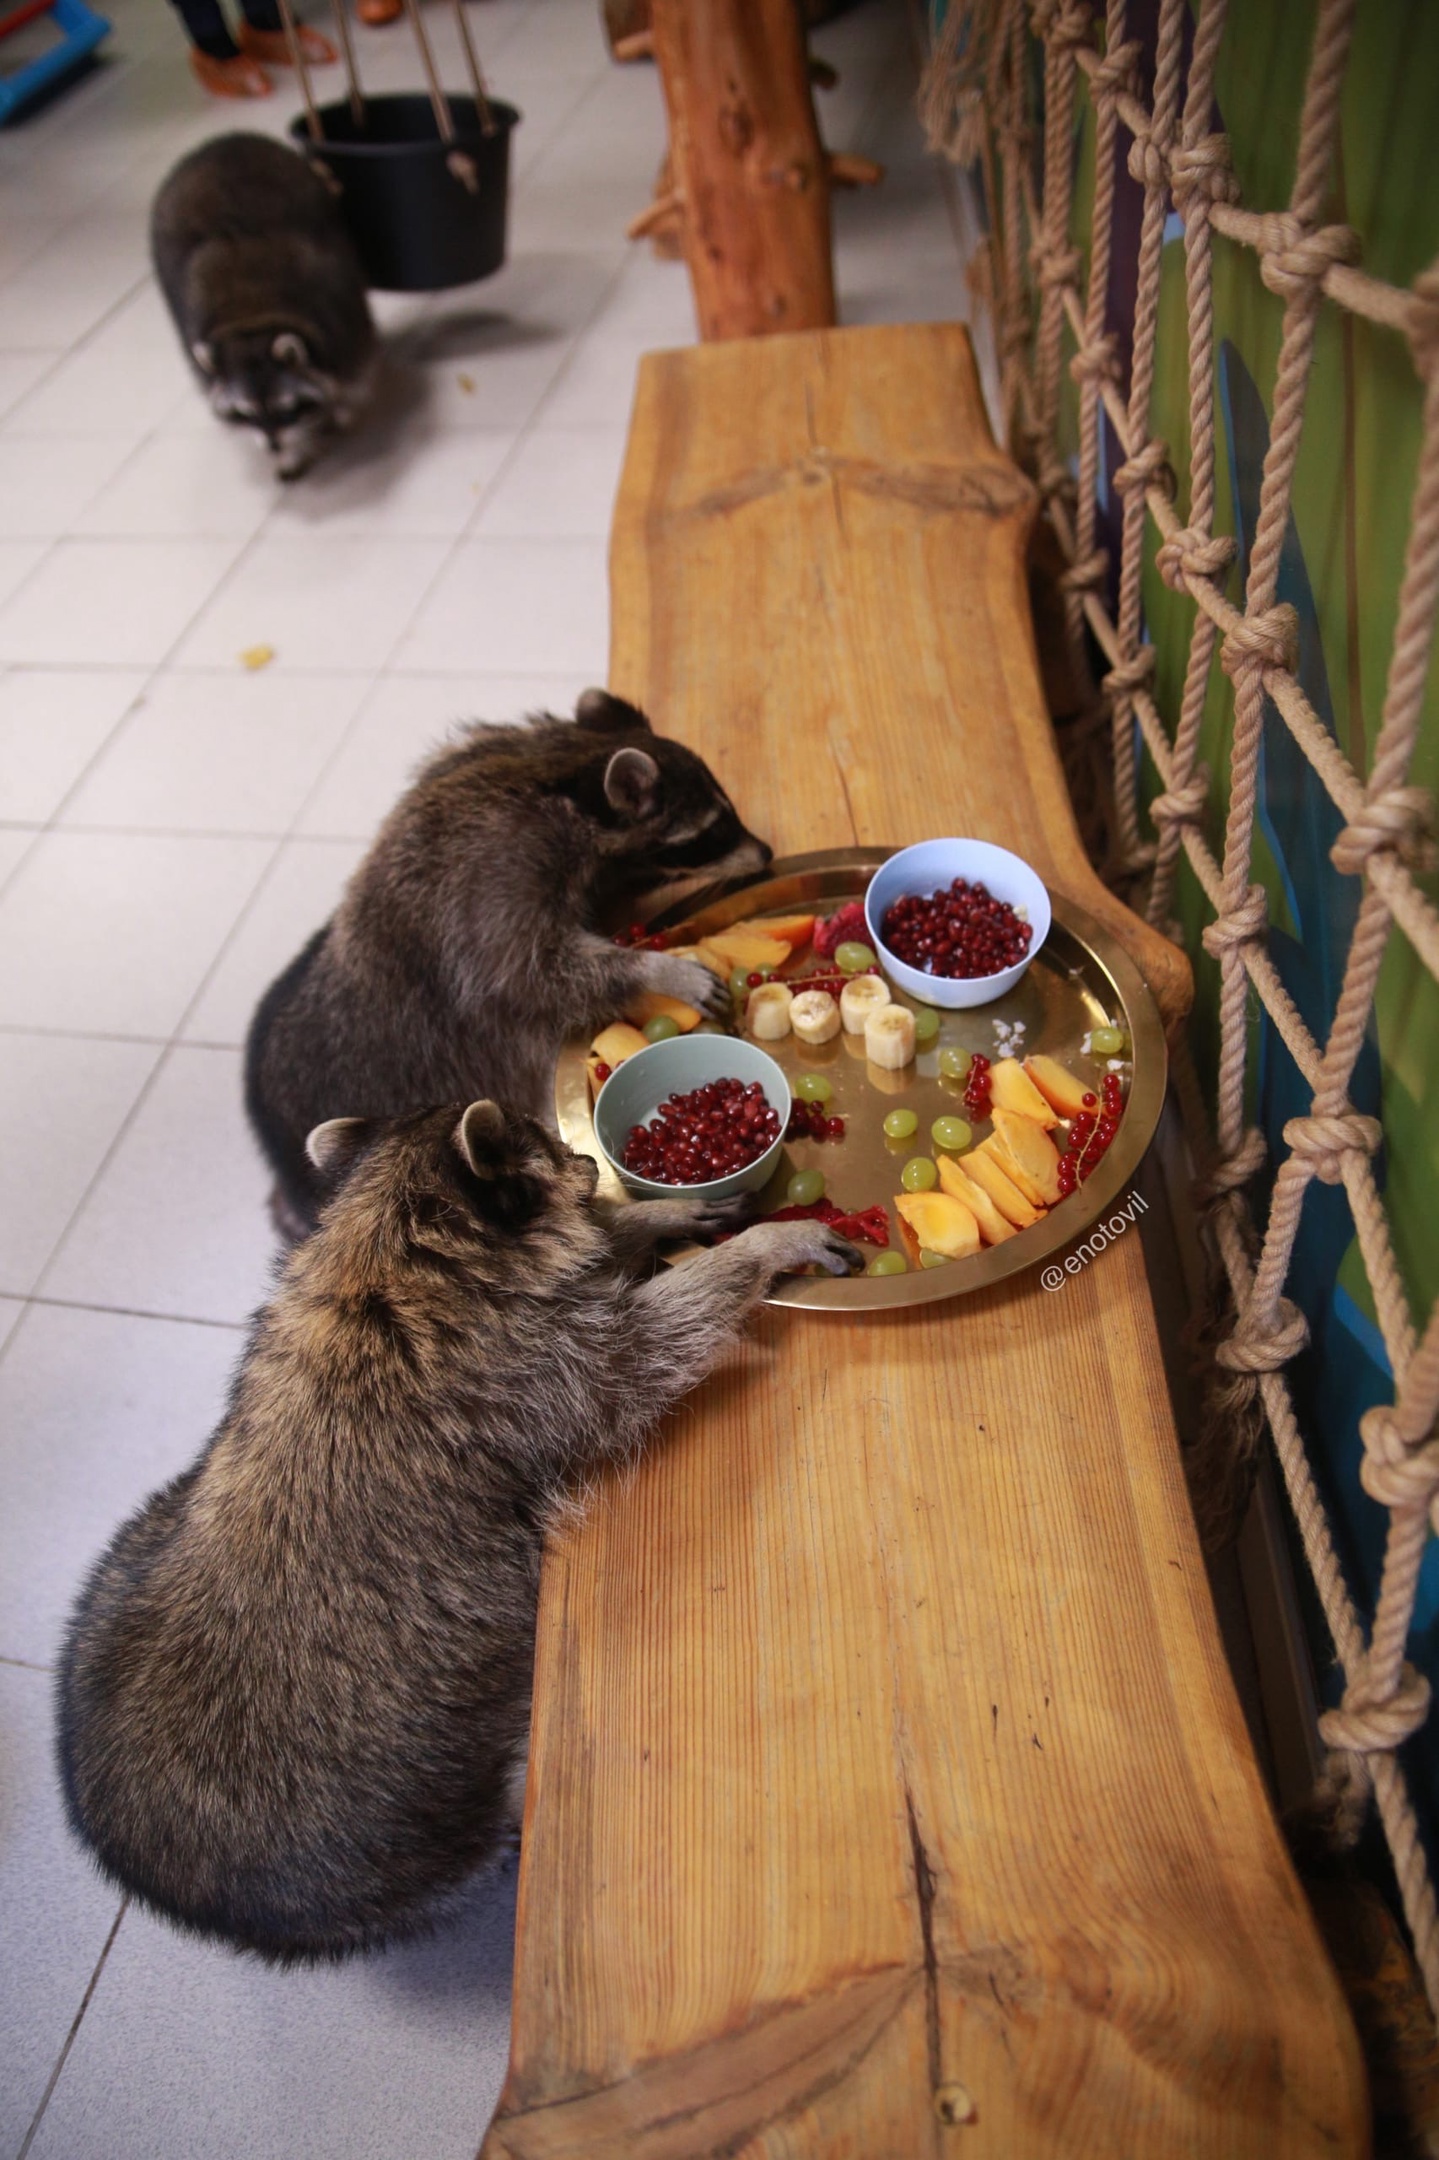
left=556, top=848, right=1167, bottom=1312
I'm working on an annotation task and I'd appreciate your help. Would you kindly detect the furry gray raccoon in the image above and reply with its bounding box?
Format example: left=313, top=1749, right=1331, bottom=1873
left=245, top=688, right=771, bottom=1239
left=151, top=133, right=377, bottom=481
left=56, top=1099, right=862, bottom=1962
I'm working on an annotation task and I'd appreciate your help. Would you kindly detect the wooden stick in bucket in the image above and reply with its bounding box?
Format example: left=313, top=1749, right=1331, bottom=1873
left=402, top=0, right=478, bottom=193
left=328, top=0, right=365, bottom=128
left=449, top=0, right=495, bottom=136
left=274, top=0, right=323, bottom=142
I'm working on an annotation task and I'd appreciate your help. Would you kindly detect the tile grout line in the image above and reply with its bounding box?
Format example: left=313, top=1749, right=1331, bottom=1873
left=12, top=1292, right=249, bottom=1331
left=367, top=232, right=638, bottom=687
left=15, top=1899, right=128, bottom=2160
left=24, top=1038, right=180, bottom=1311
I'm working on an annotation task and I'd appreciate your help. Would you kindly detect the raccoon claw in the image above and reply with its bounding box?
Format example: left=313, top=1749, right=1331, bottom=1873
left=645, top=952, right=733, bottom=1023
left=692, top=967, right=735, bottom=1023
left=755, top=1220, right=866, bottom=1279
left=688, top=1191, right=756, bottom=1239
left=808, top=1231, right=866, bottom=1277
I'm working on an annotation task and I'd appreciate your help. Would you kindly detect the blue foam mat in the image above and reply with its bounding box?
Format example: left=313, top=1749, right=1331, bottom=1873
left=0, top=0, right=111, bottom=125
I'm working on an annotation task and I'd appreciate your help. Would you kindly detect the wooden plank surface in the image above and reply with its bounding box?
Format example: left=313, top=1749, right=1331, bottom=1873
left=479, top=324, right=1366, bottom=2158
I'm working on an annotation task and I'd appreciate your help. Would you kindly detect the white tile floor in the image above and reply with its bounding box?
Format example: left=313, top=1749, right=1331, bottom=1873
left=0, top=2, right=975, bottom=2152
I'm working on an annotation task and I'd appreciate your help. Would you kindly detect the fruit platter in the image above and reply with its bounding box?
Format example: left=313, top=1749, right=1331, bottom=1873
left=555, top=846, right=1167, bottom=1311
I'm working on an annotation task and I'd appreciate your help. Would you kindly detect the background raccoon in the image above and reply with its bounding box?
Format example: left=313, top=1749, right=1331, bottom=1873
left=151, top=133, right=377, bottom=481
left=245, top=688, right=771, bottom=1238
left=56, top=1099, right=861, bottom=1962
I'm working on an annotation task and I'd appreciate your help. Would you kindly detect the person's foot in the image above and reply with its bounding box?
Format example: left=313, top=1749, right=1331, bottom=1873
left=189, top=46, right=273, bottom=96
left=238, top=21, right=338, bottom=64
left=357, top=0, right=403, bottom=24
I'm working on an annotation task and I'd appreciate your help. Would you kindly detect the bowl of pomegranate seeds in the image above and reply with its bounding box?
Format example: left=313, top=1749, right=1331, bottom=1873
left=863, top=839, right=1051, bottom=1009
left=593, top=1034, right=791, bottom=1201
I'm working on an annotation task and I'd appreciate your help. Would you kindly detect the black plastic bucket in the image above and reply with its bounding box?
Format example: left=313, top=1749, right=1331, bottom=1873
left=293, top=96, right=520, bottom=294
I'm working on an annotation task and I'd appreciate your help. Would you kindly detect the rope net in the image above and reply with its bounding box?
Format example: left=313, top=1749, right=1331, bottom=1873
left=924, top=0, right=1439, bottom=2012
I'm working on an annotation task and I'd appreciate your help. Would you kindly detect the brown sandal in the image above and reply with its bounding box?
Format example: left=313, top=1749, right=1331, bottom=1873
left=237, top=21, right=338, bottom=64
left=189, top=46, right=273, bottom=96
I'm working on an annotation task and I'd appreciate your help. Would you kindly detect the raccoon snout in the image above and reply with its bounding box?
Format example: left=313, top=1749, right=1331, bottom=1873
left=731, top=835, right=772, bottom=875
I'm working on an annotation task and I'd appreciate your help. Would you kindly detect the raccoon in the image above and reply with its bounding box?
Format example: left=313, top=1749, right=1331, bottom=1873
left=56, top=1099, right=862, bottom=1962
left=245, top=688, right=771, bottom=1239
left=151, top=134, right=377, bottom=481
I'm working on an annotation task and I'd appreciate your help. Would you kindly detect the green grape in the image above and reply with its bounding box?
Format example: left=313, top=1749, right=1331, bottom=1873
left=729, top=968, right=751, bottom=998
left=883, top=1107, right=918, bottom=1141
left=643, top=1014, right=680, bottom=1043
left=1091, top=1024, right=1129, bottom=1057
left=912, top=1006, right=940, bottom=1046
left=695, top=1020, right=728, bottom=1036
left=867, top=1250, right=907, bottom=1277
left=919, top=1247, right=950, bottom=1270
left=900, top=1156, right=938, bottom=1193
left=938, top=1046, right=972, bottom=1081
left=835, top=940, right=877, bottom=974
left=931, top=1115, right=973, bottom=1153
left=786, top=1168, right=826, bottom=1207
left=794, top=1073, right=833, bottom=1104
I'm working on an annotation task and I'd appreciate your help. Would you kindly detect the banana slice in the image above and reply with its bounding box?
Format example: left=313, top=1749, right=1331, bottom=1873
left=840, top=973, right=891, bottom=1035
left=790, top=988, right=840, bottom=1044
left=747, top=981, right=794, bottom=1041
left=865, top=1003, right=916, bottom=1070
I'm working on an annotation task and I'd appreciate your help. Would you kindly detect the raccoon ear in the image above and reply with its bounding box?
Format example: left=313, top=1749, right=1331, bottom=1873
left=603, top=746, right=660, bottom=819
left=305, top=1116, right=371, bottom=1179
left=191, top=340, right=216, bottom=375
left=272, top=331, right=308, bottom=367
left=575, top=688, right=652, bottom=734
left=455, top=1099, right=507, bottom=1177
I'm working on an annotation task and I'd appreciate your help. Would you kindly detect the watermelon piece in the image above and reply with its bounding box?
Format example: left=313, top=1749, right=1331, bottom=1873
left=814, top=901, right=869, bottom=959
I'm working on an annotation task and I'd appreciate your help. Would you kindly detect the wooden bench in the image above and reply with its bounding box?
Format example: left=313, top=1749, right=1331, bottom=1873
left=479, top=324, right=1366, bottom=2158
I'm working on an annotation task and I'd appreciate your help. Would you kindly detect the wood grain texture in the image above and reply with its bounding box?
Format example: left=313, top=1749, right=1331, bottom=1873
left=650, top=0, right=835, bottom=341
left=480, top=325, right=1366, bottom=2158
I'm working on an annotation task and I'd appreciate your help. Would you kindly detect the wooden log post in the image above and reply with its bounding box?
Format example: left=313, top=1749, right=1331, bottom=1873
left=649, top=0, right=835, bottom=341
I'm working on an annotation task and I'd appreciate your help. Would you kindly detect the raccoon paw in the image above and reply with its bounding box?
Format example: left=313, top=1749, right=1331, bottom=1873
left=643, top=951, right=732, bottom=1023
left=682, top=1191, right=757, bottom=1240
left=752, top=1220, right=866, bottom=1279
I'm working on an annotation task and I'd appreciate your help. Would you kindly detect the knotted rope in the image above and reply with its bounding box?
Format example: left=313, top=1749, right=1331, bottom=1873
left=927, top=0, right=1439, bottom=2018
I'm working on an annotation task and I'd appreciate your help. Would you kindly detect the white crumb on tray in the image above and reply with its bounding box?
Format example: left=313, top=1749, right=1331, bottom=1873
left=1081, top=1029, right=1094, bottom=1054
left=992, top=1018, right=1027, bottom=1057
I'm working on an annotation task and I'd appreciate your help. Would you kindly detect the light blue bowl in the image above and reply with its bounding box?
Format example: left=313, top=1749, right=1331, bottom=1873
left=864, top=838, right=1050, bottom=1009
left=593, top=1034, right=791, bottom=1200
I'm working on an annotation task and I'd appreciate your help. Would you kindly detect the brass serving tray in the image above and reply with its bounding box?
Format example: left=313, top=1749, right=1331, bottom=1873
left=556, top=848, right=1167, bottom=1312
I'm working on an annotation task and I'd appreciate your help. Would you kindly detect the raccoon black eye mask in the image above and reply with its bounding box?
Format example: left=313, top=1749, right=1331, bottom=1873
left=56, top=1099, right=862, bottom=1961
left=245, top=688, right=773, bottom=1239
left=151, top=132, right=378, bottom=480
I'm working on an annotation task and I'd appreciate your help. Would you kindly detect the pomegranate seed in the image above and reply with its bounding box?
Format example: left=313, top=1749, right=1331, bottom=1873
left=878, top=883, right=1032, bottom=980
left=623, top=1077, right=779, bottom=1185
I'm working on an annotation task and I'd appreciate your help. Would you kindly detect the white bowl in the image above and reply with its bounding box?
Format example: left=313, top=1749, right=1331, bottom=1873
left=864, top=839, right=1051, bottom=1009
left=593, top=1034, right=791, bottom=1200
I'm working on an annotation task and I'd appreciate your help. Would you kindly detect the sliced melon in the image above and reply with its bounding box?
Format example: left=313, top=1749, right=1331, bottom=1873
left=979, top=1134, right=1046, bottom=1210
left=990, top=1056, right=1058, bottom=1128
left=896, top=1190, right=981, bottom=1260
left=1024, top=1053, right=1096, bottom=1121
left=965, top=1145, right=1041, bottom=1228
left=732, top=912, right=815, bottom=954
left=626, top=990, right=702, bottom=1033
left=700, top=927, right=792, bottom=975
left=991, top=1108, right=1062, bottom=1205
left=590, top=1021, right=650, bottom=1069
left=937, top=1155, right=1017, bottom=1244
